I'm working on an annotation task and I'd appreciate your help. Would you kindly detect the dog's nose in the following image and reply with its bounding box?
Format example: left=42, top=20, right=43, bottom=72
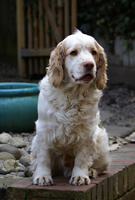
left=83, top=61, right=94, bottom=70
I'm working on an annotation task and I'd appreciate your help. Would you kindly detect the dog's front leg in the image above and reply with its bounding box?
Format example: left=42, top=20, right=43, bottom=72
left=69, top=149, right=92, bottom=186
left=33, top=147, right=53, bottom=186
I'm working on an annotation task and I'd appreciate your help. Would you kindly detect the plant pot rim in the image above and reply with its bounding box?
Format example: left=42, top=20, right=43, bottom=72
left=0, top=82, right=39, bottom=97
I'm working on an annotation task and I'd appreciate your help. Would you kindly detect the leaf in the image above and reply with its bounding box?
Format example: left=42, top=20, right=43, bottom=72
left=126, top=132, right=135, bottom=143
left=110, top=143, right=120, bottom=151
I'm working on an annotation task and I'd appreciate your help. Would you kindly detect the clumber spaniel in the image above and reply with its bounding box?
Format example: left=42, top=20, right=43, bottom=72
left=31, top=30, right=110, bottom=186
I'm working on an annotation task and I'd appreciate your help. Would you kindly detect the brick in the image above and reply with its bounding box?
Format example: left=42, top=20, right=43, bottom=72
left=26, top=188, right=90, bottom=200
left=107, top=175, right=114, bottom=200
left=127, top=164, right=135, bottom=190
left=96, top=182, right=102, bottom=200
left=25, top=177, right=96, bottom=200
left=118, top=170, right=124, bottom=197
left=102, top=178, right=108, bottom=200
left=8, top=178, right=32, bottom=189
left=111, top=159, right=135, bottom=167
left=123, top=167, right=128, bottom=193
left=113, top=172, right=119, bottom=199
left=91, top=184, right=96, bottom=200
left=91, top=176, right=108, bottom=200
left=117, top=187, right=135, bottom=200
left=7, top=178, right=32, bottom=200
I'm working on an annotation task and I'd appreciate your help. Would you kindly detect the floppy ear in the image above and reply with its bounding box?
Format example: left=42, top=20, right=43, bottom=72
left=95, top=42, right=107, bottom=90
left=47, top=42, right=65, bottom=88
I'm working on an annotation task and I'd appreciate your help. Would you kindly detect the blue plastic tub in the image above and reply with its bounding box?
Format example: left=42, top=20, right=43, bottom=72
left=0, top=82, right=39, bottom=133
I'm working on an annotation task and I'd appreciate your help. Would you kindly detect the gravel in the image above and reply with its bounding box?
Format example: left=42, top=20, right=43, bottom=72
left=99, top=84, right=135, bottom=131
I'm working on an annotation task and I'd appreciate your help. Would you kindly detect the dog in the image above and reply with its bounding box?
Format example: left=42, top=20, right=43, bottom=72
left=31, top=30, right=110, bottom=186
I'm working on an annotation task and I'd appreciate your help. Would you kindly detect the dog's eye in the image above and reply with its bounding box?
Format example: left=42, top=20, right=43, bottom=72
left=92, top=50, right=97, bottom=55
left=70, top=50, right=78, bottom=56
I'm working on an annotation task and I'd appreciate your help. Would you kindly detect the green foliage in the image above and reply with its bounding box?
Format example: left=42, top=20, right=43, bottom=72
left=78, top=0, right=135, bottom=42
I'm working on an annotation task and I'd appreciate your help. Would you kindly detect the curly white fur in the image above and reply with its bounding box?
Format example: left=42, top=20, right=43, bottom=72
left=31, top=30, right=110, bottom=186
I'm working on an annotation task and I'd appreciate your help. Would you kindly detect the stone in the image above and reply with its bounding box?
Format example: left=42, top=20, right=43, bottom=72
left=0, top=152, right=15, bottom=161
left=0, top=159, right=16, bottom=175
left=15, top=161, right=25, bottom=171
left=0, top=158, right=26, bottom=175
left=4, top=159, right=16, bottom=171
left=0, top=160, right=4, bottom=167
left=24, top=166, right=33, bottom=177
left=20, top=149, right=31, bottom=159
left=0, top=132, right=12, bottom=144
left=17, top=172, right=25, bottom=177
left=0, top=168, right=10, bottom=175
left=0, top=144, right=21, bottom=159
left=9, top=137, right=27, bottom=148
left=19, top=156, right=31, bottom=167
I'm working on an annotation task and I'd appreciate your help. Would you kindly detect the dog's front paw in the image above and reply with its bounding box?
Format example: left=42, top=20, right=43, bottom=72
left=69, top=176, right=91, bottom=186
left=33, top=175, right=53, bottom=186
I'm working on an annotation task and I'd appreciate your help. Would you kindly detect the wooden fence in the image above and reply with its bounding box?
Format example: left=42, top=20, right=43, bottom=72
left=16, top=0, right=77, bottom=77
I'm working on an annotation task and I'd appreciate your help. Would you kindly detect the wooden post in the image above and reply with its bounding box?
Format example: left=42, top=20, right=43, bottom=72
left=71, top=0, right=77, bottom=32
left=16, top=0, right=26, bottom=77
left=27, top=3, right=33, bottom=75
left=57, top=0, right=63, bottom=39
left=64, top=0, right=69, bottom=36
left=33, top=1, right=39, bottom=74
left=44, top=1, right=61, bottom=43
left=39, top=0, right=45, bottom=74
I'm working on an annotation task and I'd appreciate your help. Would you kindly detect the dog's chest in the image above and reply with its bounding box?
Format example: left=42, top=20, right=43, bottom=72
left=44, top=87, right=100, bottom=151
left=56, top=95, right=95, bottom=123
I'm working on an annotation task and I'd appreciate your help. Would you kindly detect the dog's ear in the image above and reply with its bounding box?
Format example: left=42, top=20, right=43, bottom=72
left=95, top=42, right=107, bottom=90
left=47, top=42, right=65, bottom=88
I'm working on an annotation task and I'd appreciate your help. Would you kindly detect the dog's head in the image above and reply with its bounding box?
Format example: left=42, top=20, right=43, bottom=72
left=47, top=30, right=107, bottom=90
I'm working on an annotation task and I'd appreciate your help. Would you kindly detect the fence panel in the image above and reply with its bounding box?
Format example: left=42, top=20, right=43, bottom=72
left=16, top=0, right=77, bottom=77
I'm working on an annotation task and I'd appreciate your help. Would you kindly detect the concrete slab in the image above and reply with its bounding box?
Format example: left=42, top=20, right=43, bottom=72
left=100, top=110, right=114, bottom=121
left=100, top=110, right=134, bottom=137
left=104, top=124, right=134, bottom=137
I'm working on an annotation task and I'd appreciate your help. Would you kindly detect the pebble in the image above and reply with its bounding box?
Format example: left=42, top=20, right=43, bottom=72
left=0, top=152, right=15, bottom=160
left=0, top=132, right=27, bottom=148
left=0, top=144, right=21, bottom=160
left=9, top=136, right=27, bottom=148
left=0, top=132, right=33, bottom=178
left=24, top=166, right=33, bottom=177
left=20, top=149, right=31, bottom=159
left=0, top=132, right=12, bottom=144
left=19, top=156, right=31, bottom=167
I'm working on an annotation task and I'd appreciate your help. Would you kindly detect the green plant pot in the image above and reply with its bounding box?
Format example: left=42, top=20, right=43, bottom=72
left=0, top=82, right=39, bottom=133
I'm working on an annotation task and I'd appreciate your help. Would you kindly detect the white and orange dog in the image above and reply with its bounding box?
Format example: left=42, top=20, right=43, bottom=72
left=31, top=30, right=110, bottom=186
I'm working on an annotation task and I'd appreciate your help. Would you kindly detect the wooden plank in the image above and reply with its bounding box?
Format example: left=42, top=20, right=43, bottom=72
left=43, top=0, right=50, bottom=48
left=71, top=0, right=77, bottom=32
left=57, top=0, right=63, bottom=39
left=33, top=1, right=39, bottom=73
left=39, top=0, right=45, bottom=73
left=27, top=3, right=33, bottom=75
left=39, top=0, right=44, bottom=47
left=16, top=0, right=26, bottom=77
left=51, top=0, right=56, bottom=46
left=44, top=1, right=61, bottom=43
left=21, top=48, right=53, bottom=57
left=64, top=0, right=69, bottom=36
